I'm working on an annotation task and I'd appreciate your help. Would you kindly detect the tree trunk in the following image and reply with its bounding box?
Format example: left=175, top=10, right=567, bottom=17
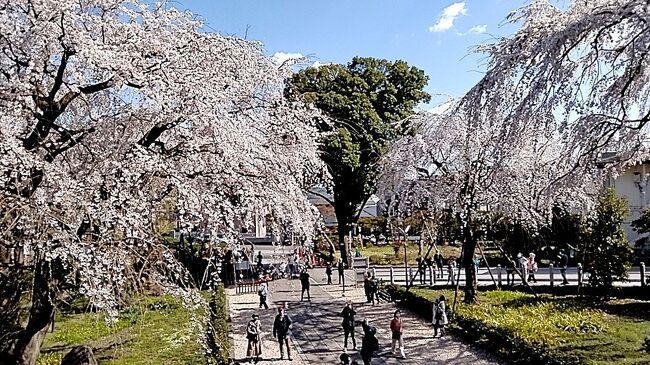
left=1, top=260, right=55, bottom=365
left=463, top=264, right=477, bottom=303
left=461, top=212, right=478, bottom=304
left=336, top=214, right=349, bottom=265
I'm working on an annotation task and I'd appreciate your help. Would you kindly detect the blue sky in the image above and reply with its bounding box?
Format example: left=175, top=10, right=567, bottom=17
left=176, top=0, right=529, bottom=107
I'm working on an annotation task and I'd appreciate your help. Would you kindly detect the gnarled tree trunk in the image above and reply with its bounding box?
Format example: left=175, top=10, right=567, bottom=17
left=1, top=260, right=55, bottom=365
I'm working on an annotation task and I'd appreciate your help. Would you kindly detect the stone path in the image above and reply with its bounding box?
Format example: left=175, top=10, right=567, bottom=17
left=227, top=267, right=504, bottom=365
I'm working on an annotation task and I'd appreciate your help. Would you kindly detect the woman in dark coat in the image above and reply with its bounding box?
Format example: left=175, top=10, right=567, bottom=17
left=340, top=301, right=357, bottom=350
left=360, top=319, right=379, bottom=365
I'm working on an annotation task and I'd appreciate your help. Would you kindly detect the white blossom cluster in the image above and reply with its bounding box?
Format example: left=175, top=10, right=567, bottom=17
left=380, top=0, right=649, bottom=227
left=0, top=0, right=324, bottom=316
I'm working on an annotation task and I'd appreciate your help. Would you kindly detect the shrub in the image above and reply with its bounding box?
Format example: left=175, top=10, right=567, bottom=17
left=387, top=286, right=608, bottom=365
left=208, top=285, right=229, bottom=364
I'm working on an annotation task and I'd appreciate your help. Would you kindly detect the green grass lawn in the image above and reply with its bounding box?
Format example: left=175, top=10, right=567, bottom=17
left=360, top=242, right=461, bottom=266
left=37, top=296, right=206, bottom=365
left=408, top=288, right=650, bottom=364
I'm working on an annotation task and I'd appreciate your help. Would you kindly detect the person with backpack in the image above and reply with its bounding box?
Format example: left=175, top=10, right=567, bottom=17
left=272, top=307, right=293, bottom=361
left=432, top=295, right=448, bottom=337
left=390, top=309, right=406, bottom=358
left=340, top=301, right=357, bottom=351
left=257, top=282, right=269, bottom=309
left=300, top=268, right=311, bottom=301
left=360, top=319, right=379, bottom=365
left=245, top=314, right=262, bottom=363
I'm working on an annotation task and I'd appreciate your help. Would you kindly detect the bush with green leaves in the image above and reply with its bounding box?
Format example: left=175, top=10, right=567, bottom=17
left=383, top=286, right=609, bottom=365
left=584, top=189, right=633, bottom=291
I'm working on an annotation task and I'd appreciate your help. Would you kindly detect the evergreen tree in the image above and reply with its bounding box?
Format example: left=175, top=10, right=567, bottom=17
left=584, top=189, right=633, bottom=291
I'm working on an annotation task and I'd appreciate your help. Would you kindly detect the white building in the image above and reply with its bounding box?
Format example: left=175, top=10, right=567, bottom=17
left=607, top=160, right=650, bottom=245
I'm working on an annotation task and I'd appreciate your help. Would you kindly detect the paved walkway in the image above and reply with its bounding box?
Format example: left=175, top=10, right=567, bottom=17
left=227, top=267, right=504, bottom=365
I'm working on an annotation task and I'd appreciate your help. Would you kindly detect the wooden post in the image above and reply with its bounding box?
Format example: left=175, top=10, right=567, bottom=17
left=372, top=267, right=376, bottom=278
left=390, top=267, right=394, bottom=285
left=497, top=264, right=502, bottom=288
left=641, top=262, right=647, bottom=287
left=408, top=267, right=414, bottom=286
left=429, top=266, right=434, bottom=285
left=549, top=263, right=554, bottom=287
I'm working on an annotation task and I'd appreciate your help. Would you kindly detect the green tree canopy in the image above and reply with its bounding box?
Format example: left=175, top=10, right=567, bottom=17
left=286, top=57, right=430, bottom=260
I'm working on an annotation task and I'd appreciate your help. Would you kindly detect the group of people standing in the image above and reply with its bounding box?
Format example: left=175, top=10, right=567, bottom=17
left=363, top=272, right=380, bottom=305
left=247, top=261, right=451, bottom=365
left=245, top=307, right=294, bottom=363
left=337, top=296, right=448, bottom=365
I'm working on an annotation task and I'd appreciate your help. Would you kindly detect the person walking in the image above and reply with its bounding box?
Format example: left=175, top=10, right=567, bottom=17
left=272, top=307, right=293, bottom=361
left=246, top=314, right=262, bottom=363
left=258, top=282, right=269, bottom=309
left=506, top=254, right=517, bottom=286
left=256, top=251, right=263, bottom=273
left=432, top=295, right=448, bottom=338
left=288, top=253, right=296, bottom=279
left=326, top=262, right=333, bottom=284
left=517, top=253, right=528, bottom=284
left=340, top=301, right=357, bottom=351
left=300, top=268, right=311, bottom=301
left=337, top=258, right=345, bottom=284
left=558, top=250, right=569, bottom=285
left=447, top=257, right=457, bottom=285
left=360, top=320, right=379, bottom=365
left=527, top=252, right=538, bottom=283
left=363, top=272, right=372, bottom=303
left=390, top=310, right=406, bottom=358
left=434, top=250, right=445, bottom=279
left=369, top=275, right=380, bottom=305
left=417, top=256, right=426, bottom=285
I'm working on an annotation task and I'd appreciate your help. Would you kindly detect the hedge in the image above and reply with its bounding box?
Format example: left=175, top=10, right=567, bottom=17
left=382, top=285, right=601, bottom=365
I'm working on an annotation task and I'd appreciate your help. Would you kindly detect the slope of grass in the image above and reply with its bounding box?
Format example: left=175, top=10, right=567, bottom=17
left=37, top=295, right=211, bottom=365
left=361, top=242, right=461, bottom=266
left=388, top=286, right=650, bottom=364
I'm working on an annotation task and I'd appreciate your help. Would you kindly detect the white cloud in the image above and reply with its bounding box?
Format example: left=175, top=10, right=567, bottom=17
left=429, top=2, right=467, bottom=32
left=457, top=24, right=487, bottom=36
left=271, top=52, right=305, bottom=65
left=467, top=24, right=487, bottom=34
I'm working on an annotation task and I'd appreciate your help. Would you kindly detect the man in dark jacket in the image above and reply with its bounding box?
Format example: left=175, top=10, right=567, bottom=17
left=337, top=258, right=345, bottom=284
left=325, top=262, right=333, bottom=284
left=340, top=301, right=357, bottom=351
left=360, top=320, right=379, bottom=365
left=273, top=307, right=293, bottom=361
left=300, top=268, right=311, bottom=301
left=363, top=272, right=372, bottom=303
